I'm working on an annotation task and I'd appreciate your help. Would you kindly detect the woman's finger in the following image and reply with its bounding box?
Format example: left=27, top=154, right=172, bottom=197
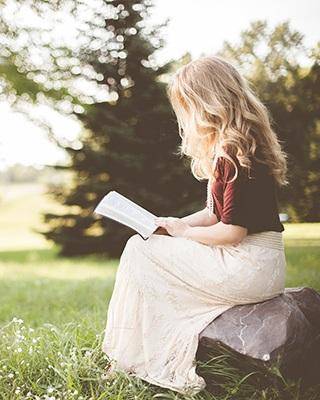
left=155, top=219, right=167, bottom=226
left=155, top=217, right=168, bottom=224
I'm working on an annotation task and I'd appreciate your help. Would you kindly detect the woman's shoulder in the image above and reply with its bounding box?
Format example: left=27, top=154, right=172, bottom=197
left=215, top=155, right=242, bottom=182
left=215, top=154, right=267, bottom=183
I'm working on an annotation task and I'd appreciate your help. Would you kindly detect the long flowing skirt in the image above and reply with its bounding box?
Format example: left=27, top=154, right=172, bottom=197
left=101, top=230, right=286, bottom=395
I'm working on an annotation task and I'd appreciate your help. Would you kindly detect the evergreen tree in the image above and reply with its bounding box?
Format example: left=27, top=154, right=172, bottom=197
left=37, top=2, right=203, bottom=256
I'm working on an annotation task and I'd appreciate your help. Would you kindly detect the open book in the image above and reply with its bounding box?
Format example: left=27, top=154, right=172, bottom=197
left=93, top=191, right=159, bottom=240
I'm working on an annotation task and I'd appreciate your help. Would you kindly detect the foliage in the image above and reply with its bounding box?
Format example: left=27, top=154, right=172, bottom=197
left=1, top=6, right=320, bottom=257
left=0, top=0, right=204, bottom=256
left=218, top=21, right=320, bottom=221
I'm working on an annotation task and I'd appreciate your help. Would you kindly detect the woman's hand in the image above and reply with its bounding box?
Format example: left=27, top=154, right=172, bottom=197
left=154, top=217, right=191, bottom=238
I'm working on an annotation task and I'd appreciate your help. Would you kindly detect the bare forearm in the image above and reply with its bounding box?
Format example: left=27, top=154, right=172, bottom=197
left=181, top=207, right=218, bottom=227
left=181, top=221, right=248, bottom=246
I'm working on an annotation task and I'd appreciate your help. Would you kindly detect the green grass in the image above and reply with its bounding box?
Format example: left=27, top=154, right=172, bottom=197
left=0, top=248, right=118, bottom=328
left=0, top=183, right=319, bottom=399
left=283, top=223, right=320, bottom=290
left=0, top=183, right=63, bottom=251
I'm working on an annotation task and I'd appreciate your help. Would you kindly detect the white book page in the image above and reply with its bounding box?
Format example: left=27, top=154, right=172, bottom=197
left=94, top=191, right=158, bottom=239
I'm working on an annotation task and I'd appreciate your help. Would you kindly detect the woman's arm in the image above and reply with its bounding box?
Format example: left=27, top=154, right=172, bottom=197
left=154, top=207, right=218, bottom=236
left=181, top=221, right=248, bottom=246
left=155, top=216, right=248, bottom=245
left=180, top=207, right=218, bottom=227
left=156, top=156, right=250, bottom=244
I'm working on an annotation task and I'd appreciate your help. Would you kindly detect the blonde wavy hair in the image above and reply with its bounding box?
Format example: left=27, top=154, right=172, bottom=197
left=166, top=55, right=288, bottom=186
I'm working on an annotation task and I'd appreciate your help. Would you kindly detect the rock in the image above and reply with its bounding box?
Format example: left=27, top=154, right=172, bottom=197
left=196, top=287, right=320, bottom=389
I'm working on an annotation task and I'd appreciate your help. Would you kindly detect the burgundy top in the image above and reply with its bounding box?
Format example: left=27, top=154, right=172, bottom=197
left=206, top=155, right=284, bottom=234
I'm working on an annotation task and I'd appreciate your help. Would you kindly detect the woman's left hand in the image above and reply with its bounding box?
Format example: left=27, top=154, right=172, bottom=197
left=154, top=217, right=191, bottom=238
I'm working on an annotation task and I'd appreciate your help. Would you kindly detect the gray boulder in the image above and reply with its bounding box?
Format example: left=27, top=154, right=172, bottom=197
left=197, top=287, right=320, bottom=388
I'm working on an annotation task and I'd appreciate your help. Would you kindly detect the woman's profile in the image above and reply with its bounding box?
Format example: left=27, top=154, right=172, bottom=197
left=101, top=55, right=288, bottom=395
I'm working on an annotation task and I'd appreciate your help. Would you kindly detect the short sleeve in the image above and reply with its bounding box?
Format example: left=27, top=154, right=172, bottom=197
left=219, top=158, right=250, bottom=229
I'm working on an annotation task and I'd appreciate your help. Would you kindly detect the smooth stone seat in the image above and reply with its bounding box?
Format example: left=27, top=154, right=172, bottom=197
left=196, top=287, right=320, bottom=389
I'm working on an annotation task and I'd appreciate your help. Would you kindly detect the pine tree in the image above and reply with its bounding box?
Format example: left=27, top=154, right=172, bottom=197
left=39, top=1, right=204, bottom=256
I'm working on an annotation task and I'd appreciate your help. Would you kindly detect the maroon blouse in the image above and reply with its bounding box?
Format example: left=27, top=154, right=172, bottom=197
left=206, top=155, right=284, bottom=234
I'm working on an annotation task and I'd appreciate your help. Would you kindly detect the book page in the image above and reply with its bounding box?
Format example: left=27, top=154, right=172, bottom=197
left=94, top=191, right=158, bottom=239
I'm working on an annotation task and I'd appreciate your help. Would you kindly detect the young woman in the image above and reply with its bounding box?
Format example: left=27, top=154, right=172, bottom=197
left=101, top=55, right=288, bottom=395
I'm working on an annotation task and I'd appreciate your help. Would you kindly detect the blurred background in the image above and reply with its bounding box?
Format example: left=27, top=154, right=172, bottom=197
left=0, top=1, right=319, bottom=397
left=1, top=0, right=320, bottom=258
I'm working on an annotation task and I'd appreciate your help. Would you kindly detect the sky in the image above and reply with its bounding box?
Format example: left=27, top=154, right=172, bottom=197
left=0, top=0, right=319, bottom=171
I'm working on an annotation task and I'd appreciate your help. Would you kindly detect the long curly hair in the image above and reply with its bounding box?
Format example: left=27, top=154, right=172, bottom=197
left=166, top=55, right=288, bottom=186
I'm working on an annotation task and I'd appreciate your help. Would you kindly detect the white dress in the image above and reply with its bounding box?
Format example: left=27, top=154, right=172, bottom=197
left=101, top=179, right=287, bottom=395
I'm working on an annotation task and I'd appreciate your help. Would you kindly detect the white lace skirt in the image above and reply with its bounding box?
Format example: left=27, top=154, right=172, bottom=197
left=101, top=230, right=286, bottom=395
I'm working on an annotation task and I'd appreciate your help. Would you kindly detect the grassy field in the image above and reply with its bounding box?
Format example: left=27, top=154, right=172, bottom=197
left=0, top=183, right=319, bottom=399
